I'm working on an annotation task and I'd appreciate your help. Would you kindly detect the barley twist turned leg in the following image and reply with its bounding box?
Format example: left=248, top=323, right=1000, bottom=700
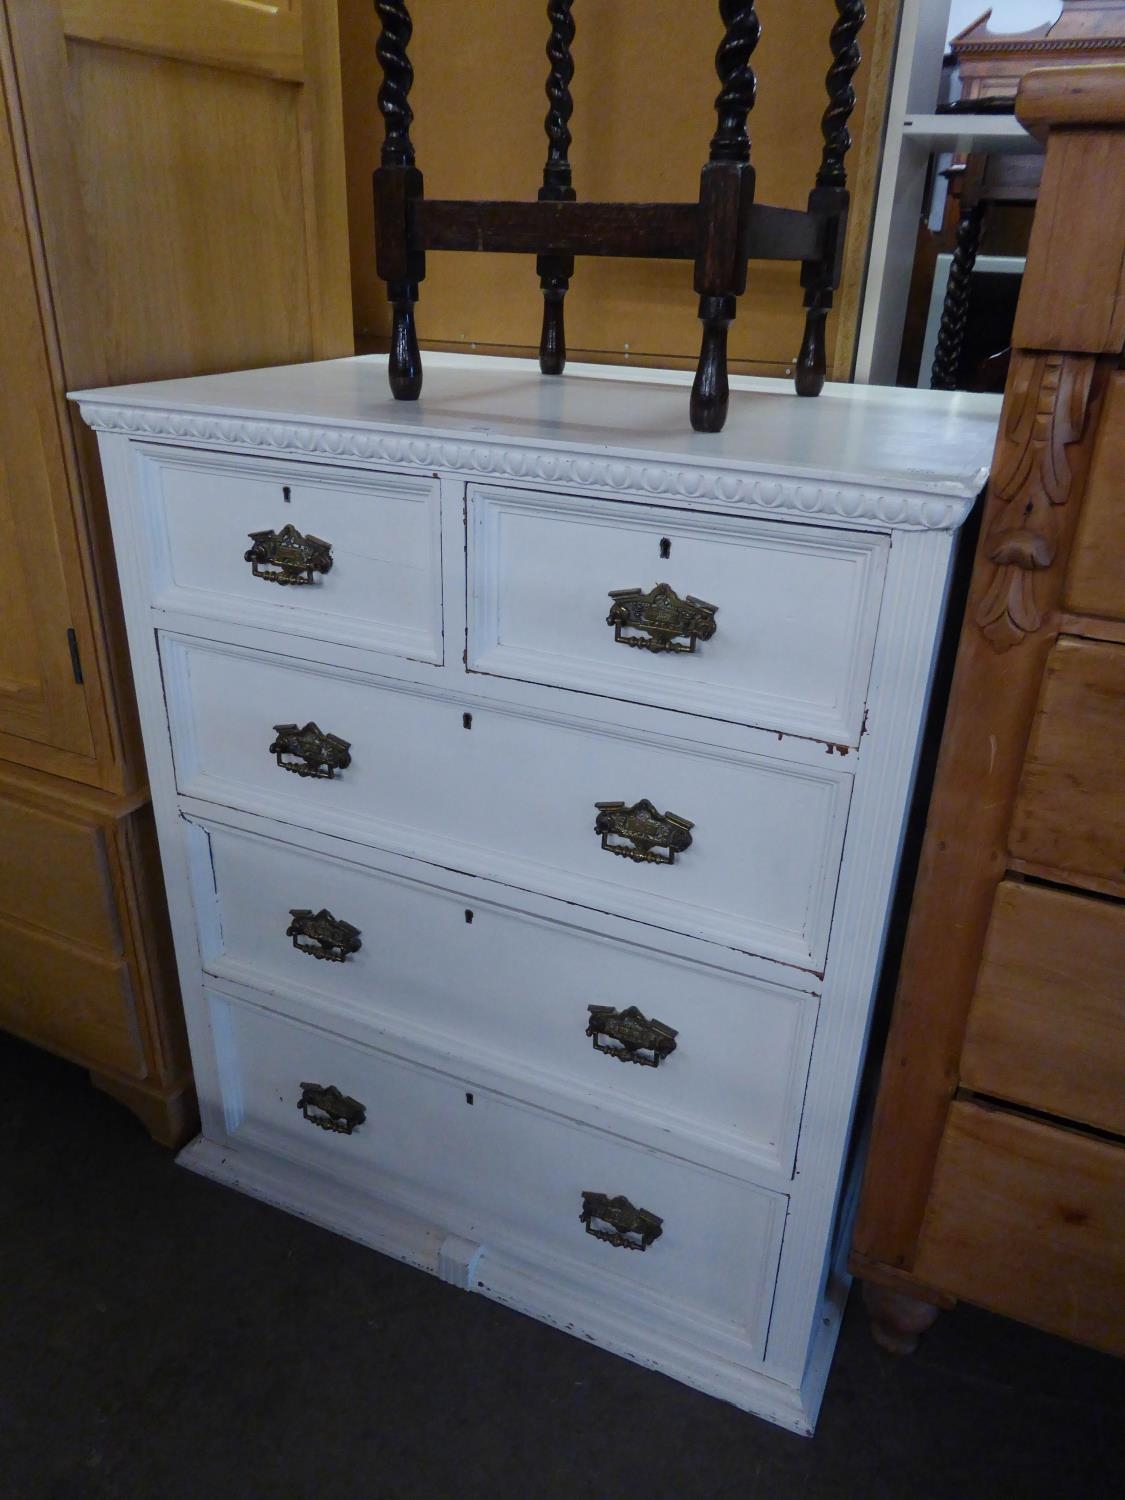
left=374, top=0, right=424, bottom=399
left=691, top=2, right=761, bottom=434
left=796, top=0, right=865, bottom=397
left=538, top=1, right=576, bottom=375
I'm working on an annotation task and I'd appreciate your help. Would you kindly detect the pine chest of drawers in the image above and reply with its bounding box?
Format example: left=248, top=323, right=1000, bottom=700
left=75, top=354, right=1000, bottom=1433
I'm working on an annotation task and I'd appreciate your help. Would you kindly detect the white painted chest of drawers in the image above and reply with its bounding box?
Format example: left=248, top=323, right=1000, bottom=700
left=76, top=354, right=1000, bottom=1433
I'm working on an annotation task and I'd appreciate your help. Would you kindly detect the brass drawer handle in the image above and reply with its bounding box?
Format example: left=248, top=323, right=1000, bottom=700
left=286, top=907, right=362, bottom=962
left=606, top=582, right=718, bottom=654
left=580, top=1191, right=663, bottom=1252
left=245, top=523, right=333, bottom=585
left=298, top=1082, right=366, bottom=1135
left=270, top=721, right=352, bottom=779
left=586, top=1005, right=678, bottom=1067
left=594, top=799, right=693, bottom=865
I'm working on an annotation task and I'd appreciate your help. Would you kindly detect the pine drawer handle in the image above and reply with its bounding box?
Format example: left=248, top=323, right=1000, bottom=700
left=270, top=721, right=352, bottom=779
left=594, top=799, right=693, bottom=864
left=298, top=1082, right=366, bottom=1135
left=580, top=1191, right=663, bottom=1251
left=586, top=1005, right=678, bottom=1067
left=286, top=907, right=362, bottom=962
left=606, top=582, right=718, bottom=653
left=245, top=523, right=333, bottom=585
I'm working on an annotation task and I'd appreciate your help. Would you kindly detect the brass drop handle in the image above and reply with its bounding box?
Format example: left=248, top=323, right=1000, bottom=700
left=286, top=908, right=362, bottom=962
left=580, top=1191, right=663, bottom=1251
left=606, top=582, right=718, bottom=653
left=270, top=722, right=352, bottom=779
left=587, top=1005, right=678, bottom=1067
left=298, top=1082, right=366, bottom=1135
left=245, top=523, right=333, bottom=585
left=594, top=799, right=693, bottom=865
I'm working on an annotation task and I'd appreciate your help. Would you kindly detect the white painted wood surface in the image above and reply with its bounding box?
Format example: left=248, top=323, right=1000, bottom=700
left=76, top=352, right=1000, bottom=1434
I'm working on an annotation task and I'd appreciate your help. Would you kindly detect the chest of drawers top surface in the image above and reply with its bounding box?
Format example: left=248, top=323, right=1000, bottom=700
left=74, top=352, right=1000, bottom=521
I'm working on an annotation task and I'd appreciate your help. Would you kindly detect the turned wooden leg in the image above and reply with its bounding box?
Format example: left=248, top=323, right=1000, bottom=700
left=537, top=1, right=576, bottom=376
left=796, top=295, right=829, bottom=397
left=862, top=1280, right=942, bottom=1355
left=692, top=294, right=735, bottom=433
left=930, top=202, right=985, bottom=391
left=389, top=290, right=423, bottom=400
left=89, top=1070, right=199, bottom=1149
left=374, top=2, right=425, bottom=401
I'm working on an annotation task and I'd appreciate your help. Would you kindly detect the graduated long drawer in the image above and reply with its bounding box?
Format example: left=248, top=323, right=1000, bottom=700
left=205, top=988, right=788, bottom=1363
left=188, top=817, right=818, bottom=1176
left=163, top=634, right=851, bottom=966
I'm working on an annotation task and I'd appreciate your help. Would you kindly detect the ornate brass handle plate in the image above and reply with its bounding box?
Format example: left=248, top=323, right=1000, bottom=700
left=245, top=523, right=333, bottom=585
left=586, top=1004, right=678, bottom=1067
left=606, top=582, right=718, bottom=653
left=286, top=908, right=362, bottom=962
left=594, top=799, right=693, bottom=865
left=298, top=1082, right=366, bottom=1134
left=580, top=1191, right=663, bottom=1251
left=270, top=722, right=352, bottom=779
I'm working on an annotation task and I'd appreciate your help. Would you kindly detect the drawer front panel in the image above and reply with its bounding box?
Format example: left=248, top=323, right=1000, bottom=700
left=0, top=793, right=120, bottom=952
left=961, top=880, right=1125, bottom=1137
left=137, top=448, right=443, bottom=662
left=209, top=989, right=787, bottom=1351
left=165, top=636, right=851, bottom=965
left=1010, top=637, right=1125, bottom=894
left=915, top=1102, right=1125, bottom=1358
left=0, top=914, right=144, bottom=1077
left=1065, top=371, right=1125, bottom=621
left=194, top=819, right=818, bottom=1173
left=467, top=486, right=889, bottom=745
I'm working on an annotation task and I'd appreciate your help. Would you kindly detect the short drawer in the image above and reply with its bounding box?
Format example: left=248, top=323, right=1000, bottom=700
left=134, top=446, right=443, bottom=662
left=467, top=485, right=889, bottom=745
left=207, top=988, right=787, bottom=1355
left=191, top=819, right=818, bottom=1174
left=961, top=880, right=1125, bottom=1136
left=165, top=635, right=851, bottom=966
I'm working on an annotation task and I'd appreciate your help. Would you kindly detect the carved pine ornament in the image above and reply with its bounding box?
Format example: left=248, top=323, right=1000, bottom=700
left=975, top=351, right=1095, bottom=651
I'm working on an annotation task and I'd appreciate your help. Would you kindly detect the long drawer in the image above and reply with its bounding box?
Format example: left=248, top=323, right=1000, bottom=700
left=190, top=818, right=818, bottom=1175
left=132, top=445, right=443, bottom=663
left=207, top=988, right=788, bottom=1358
left=467, top=484, right=888, bottom=746
left=164, top=634, right=850, bottom=965
left=914, top=1101, right=1125, bottom=1358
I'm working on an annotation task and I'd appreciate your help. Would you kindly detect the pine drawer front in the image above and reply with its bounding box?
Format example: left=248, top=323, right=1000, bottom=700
left=207, top=989, right=788, bottom=1359
left=133, top=447, right=443, bottom=662
left=164, top=636, right=851, bottom=966
left=961, top=881, right=1125, bottom=1137
left=191, top=819, right=818, bottom=1176
left=467, top=486, right=889, bottom=746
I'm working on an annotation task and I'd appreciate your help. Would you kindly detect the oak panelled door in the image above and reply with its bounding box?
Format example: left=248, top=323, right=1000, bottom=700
left=0, top=0, right=351, bottom=1144
left=7, top=0, right=351, bottom=394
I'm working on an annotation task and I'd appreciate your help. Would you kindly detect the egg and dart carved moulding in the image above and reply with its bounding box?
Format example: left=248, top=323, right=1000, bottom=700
left=371, top=2, right=866, bottom=432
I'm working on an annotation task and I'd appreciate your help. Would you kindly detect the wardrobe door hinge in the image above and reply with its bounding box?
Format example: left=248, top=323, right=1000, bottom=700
left=66, top=628, right=84, bottom=685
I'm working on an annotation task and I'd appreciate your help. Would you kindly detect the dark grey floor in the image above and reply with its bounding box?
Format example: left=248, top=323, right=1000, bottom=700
left=2, top=1030, right=1122, bottom=1500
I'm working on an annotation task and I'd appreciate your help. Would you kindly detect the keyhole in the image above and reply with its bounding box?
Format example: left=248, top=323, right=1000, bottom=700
left=463, top=712, right=472, bottom=730
left=659, top=537, right=671, bottom=559
left=282, top=485, right=292, bottom=503
left=465, top=1093, right=475, bottom=1106
left=464, top=909, right=474, bottom=924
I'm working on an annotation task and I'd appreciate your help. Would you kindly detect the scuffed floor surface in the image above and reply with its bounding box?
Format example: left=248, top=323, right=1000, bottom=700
left=2, top=1030, right=1122, bottom=1500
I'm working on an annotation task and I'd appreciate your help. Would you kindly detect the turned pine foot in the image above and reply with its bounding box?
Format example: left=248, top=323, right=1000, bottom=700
left=861, top=1281, right=942, bottom=1355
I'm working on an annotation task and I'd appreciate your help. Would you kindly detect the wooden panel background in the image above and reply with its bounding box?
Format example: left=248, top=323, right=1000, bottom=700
left=340, top=0, right=897, bottom=379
